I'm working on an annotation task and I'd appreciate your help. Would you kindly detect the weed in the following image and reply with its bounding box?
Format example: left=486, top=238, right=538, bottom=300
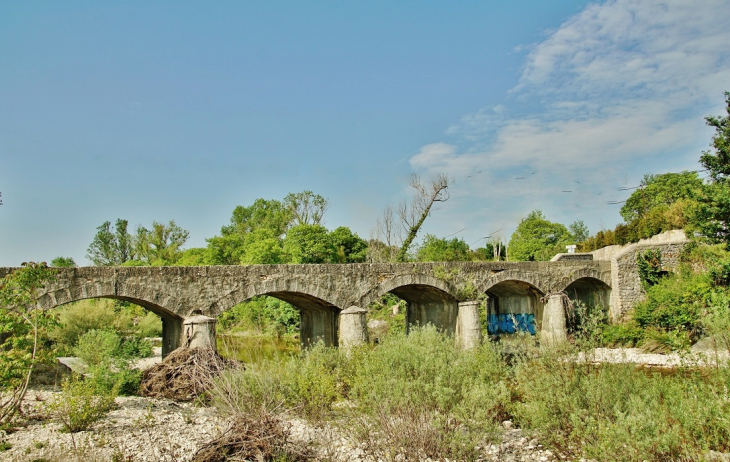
left=48, top=374, right=117, bottom=433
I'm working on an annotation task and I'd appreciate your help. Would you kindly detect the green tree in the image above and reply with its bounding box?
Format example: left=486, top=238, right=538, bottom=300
left=284, top=190, right=329, bottom=226
left=416, top=234, right=471, bottom=262
left=508, top=210, right=571, bottom=261
left=569, top=220, right=590, bottom=244
left=620, top=172, right=702, bottom=223
left=135, top=220, right=189, bottom=265
left=329, top=227, right=368, bottom=263
left=51, top=256, right=76, bottom=267
left=86, top=219, right=135, bottom=266
left=0, top=262, right=55, bottom=424
left=207, top=198, right=291, bottom=265
left=695, top=91, right=730, bottom=246
left=283, top=224, right=335, bottom=264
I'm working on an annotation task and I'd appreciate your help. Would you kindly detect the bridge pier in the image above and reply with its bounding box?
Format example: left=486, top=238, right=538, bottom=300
left=300, top=308, right=339, bottom=348
left=161, top=316, right=183, bottom=358
left=541, top=294, right=567, bottom=346
left=406, top=300, right=458, bottom=336
left=183, top=315, right=217, bottom=351
left=339, top=306, right=369, bottom=348
left=455, top=300, right=482, bottom=349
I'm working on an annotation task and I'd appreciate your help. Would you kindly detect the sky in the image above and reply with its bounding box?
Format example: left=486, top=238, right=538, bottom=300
left=1, top=0, right=729, bottom=266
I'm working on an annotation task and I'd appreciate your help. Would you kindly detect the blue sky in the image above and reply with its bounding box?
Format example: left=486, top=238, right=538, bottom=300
left=2, top=0, right=729, bottom=266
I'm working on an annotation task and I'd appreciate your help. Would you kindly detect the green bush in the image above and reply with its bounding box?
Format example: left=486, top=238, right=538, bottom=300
left=346, top=327, right=509, bottom=460
left=511, top=351, right=730, bottom=460
left=49, top=374, right=117, bottom=432
left=50, top=299, right=132, bottom=353
left=601, top=322, right=645, bottom=347
left=134, top=311, right=162, bottom=338
left=74, top=330, right=120, bottom=366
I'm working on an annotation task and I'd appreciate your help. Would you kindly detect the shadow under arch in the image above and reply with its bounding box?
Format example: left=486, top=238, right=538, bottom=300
left=213, top=278, right=344, bottom=349
left=362, top=274, right=460, bottom=336
left=561, top=276, right=612, bottom=314
left=484, top=279, right=545, bottom=336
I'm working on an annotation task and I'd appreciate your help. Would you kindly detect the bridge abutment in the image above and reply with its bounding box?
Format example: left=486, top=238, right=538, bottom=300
left=339, top=306, right=369, bottom=348
left=455, top=300, right=482, bottom=349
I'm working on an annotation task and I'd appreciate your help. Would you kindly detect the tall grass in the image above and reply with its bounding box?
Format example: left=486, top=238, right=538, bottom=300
left=511, top=346, right=730, bottom=461
left=207, top=326, right=730, bottom=461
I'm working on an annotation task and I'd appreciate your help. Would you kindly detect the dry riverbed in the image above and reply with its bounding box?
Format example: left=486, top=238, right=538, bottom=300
left=2, top=346, right=728, bottom=461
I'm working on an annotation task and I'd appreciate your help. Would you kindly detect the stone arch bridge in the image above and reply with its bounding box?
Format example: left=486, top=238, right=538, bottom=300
left=1, top=261, right=623, bottom=356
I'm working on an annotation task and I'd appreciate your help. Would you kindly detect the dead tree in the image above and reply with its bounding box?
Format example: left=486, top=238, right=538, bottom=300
left=395, top=173, right=450, bottom=262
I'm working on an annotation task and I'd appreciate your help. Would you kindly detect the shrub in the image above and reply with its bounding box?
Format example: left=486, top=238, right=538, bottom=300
left=50, top=299, right=132, bottom=353
left=49, top=374, right=117, bottom=432
left=601, top=322, right=645, bottom=347
left=346, top=327, right=509, bottom=460
left=134, top=312, right=162, bottom=338
left=511, top=351, right=730, bottom=460
left=74, top=330, right=120, bottom=366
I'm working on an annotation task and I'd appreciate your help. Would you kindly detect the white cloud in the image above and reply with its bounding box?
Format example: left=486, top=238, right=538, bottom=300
left=409, top=0, right=730, bottom=243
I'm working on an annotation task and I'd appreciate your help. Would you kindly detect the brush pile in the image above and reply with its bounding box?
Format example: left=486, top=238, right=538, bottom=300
left=192, top=413, right=310, bottom=462
left=139, top=347, right=240, bottom=401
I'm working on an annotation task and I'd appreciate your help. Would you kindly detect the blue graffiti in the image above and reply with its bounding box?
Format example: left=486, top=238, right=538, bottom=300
left=487, top=314, right=536, bottom=335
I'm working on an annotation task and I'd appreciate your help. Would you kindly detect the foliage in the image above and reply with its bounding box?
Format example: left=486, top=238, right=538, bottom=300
left=175, top=247, right=214, bottom=266
left=135, top=220, right=189, bottom=265
left=284, top=190, right=329, bottom=226
left=567, top=300, right=608, bottom=346
left=395, top=173, right=450, bottom=262
left=48, top=299, right=134, bottom=354
left=637, top=248, right=663, bottom=287
left=48, top=374, right=117, bottom=432
left=282, top=224, right=335, bottom=264
left=633, top=271, right=706, bottom=343
left=51, top=256, right=76, bottom=267
left=601, top=321, right=645, bottom=347
left=508, top=210, right=572, bottom=261
left=218, top=296, right=299, bottom=336
left=620, top=172, right=703, bottom=223
left=415, top=234, right=471, bottom=262
left=87, top=219, right=135, bottom=266
left=0, top=262, right=56, bottom=425
left=74, top=330, right=120, bottom=366
left=568, top=220, right=589, bottom=244
left=511, top=352, right=730, bottom=460
left=329, top=226, right=368, bottom=263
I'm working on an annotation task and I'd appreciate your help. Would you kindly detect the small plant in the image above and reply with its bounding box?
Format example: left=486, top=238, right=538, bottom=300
left=48, top=374, right=117, bottom=433
left=0, top=440, right=11, bottom=451
left=637, top=248, right=663, bottom=288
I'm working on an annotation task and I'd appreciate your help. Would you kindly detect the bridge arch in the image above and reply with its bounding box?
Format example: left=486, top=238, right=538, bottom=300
left=36, top=281, right=184, bottom=356
left=483, top=276, right=546, bottom=336
left=360, top=274, right=459, bottom=335
left=560, top=273, right=612, bottom=314
left=209, top=276, right=343, bottom=348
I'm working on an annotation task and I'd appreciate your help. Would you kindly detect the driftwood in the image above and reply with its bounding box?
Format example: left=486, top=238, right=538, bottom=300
left=139, top=347, right=240, bottom=401
left=192, top=413, right=310, bottom=462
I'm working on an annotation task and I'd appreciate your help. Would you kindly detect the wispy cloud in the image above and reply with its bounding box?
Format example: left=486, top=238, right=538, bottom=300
left=410, top=0, right=730, bottom=241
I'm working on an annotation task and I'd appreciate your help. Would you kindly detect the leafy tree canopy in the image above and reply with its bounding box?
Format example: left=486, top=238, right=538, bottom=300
left=620, top=171, right=703, bottom=223
left=508, top=210, right=571, bottom=261
left=283, top=224, right=335, bottom=264
left=135, top=220, right=189, bottom=265
left=86, top=219, right=135, bottom=266
left=695, top=91, right=730, bottom=246
left=569, top=220, right=590, bottom=244
left=51, top=256, right=76, bottom=267
left=416, top=234, right=471, bottom=262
